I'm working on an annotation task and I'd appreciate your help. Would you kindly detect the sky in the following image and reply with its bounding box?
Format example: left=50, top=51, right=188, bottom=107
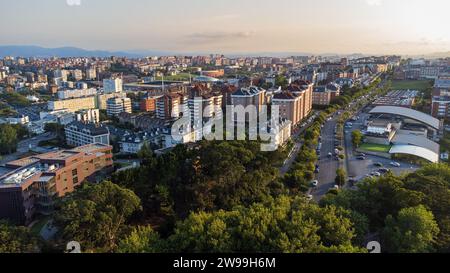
left=0, top=0, right=449, bottom=55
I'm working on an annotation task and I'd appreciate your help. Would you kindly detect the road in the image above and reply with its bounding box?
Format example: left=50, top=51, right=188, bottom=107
left=0, top=132, right=55, bottom=165
left=310, top=117, right=339, bottom=201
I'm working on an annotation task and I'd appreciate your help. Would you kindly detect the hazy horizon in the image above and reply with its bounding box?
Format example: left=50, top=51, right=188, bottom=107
left=1, top=0, right=449, bottom=55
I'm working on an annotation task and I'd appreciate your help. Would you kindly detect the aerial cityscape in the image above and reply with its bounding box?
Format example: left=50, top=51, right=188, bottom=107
left=1, top=0, right=450, bottom=262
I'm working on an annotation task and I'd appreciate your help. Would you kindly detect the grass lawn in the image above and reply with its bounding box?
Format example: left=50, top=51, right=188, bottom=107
left=391, top=80, right=433, bottom=91
left=360, top=143, right=392, bottom=153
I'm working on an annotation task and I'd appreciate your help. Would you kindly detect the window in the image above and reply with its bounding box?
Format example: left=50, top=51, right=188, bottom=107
left=72, top=169, right=78, bottom=176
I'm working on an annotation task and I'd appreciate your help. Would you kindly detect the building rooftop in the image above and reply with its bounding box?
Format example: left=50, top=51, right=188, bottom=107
left=66, top=121, right=110, bottom=136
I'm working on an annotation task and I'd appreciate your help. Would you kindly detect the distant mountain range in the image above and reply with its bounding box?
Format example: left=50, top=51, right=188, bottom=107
left=2, top=45, right=447, bottom=59
left=0, top=45, right=167, bottom=58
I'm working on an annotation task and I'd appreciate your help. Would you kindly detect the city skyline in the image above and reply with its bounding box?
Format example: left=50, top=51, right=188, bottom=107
left=0, top=0, right=449, bottom=56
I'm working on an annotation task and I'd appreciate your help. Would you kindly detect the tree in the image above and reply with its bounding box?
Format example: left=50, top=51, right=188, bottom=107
left=335, top=168, right=346, bottom=187
left=0, top=221, right=41, bottom=253
left=382, top=205, right=439, bottom=253
left=165, top=196, right=365, bottom=253
left=54, top=181, right=142, bottom=252
left=117, top=226, right=163, bottom=253
left=275, top=75, right=288, bottom=89
left=0, top=124, right=18, bottom=155
left=351, top=130, right=364, bottom=148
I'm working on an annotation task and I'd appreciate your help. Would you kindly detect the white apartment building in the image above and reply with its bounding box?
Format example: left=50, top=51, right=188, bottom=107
left=103, top=78, right=123, bottom=93
left=75, top=109, right=100, bottom=124
left=48, top=96, right=96, bottom=112
left=57, top=88, right=97, bottom=100
left=65, top=121, right=110, bottom=147
left=106, top=97, right=132, bottom=116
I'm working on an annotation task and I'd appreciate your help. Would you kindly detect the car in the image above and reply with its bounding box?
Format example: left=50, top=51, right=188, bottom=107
left=311, top=180, right=319, bottom=187
left=390, top=162, right=401, bottom=167
left=371, top=172, right=381, bottom=177
left=333, top=185, right=340, bottom=190
left=357, top=156, right=366, bottom=160
left=327, top=152, right=333, bottom=158
left=306, top=194, right=313, bottom=201
left=314, top=168, right=320, bottom=174
left=358, top=153, right=366, bottom=157
left=379, top=168, right=390, bottom=173
left=374, top=162, right=383, bottom=167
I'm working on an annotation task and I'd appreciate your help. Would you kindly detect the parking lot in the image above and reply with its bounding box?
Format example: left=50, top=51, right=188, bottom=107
left=344, top=111, right=419, bottom=184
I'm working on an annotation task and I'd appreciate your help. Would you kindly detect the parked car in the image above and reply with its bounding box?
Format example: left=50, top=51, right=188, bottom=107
left=306, top=194, right=313, bottom=201
left=311, top=180, right=319, bottom=187
left=357, top=156, right=366, bottom=160
left=374, top=162, right=383, bottom=167
left=390, top=162, right=401, bottom=167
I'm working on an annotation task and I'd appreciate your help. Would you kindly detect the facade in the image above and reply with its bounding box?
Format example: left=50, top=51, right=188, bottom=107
left=231, top=86, right=266, bottom=114
left=0, top=144, right=113, bottom=224
left=96, top=92, right=127, bottom=110
left=106, top=97, right=132, bottom=117
left=48, top=96, right=96, bottom=112
left=156, top=94, right=187, bottom=120
left=103, top=78, right=123, bottom=93
left=65, top=121, right=110, bottom=147
left=140, top=97, right=159, bottom=112
left=272, top=92, right=304, bottom=126
left=75, top=109, right=100, bottom=124
left=57, top=88, right=97, bottom=100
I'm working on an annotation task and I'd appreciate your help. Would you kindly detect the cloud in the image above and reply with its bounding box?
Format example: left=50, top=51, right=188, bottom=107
left=187, top=31, right=254, bottom=42
left=366, top=0, right=383, bottom=6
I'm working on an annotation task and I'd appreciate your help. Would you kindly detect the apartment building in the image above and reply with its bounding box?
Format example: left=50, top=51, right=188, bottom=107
left=312, top=84, right=341, bottom=106
left=48, top=96, right=96, bottom=112
left=57, top=88, right=97, bottom=100
left=103, top=77, right=123, bottom=93
left=0, top=144, right=113, bottom=224
left=231, top=86, right=266, bottom=114
left=272, top=92, right=303, bottom=126
left=65, top=121, right=110, bottom=147
left=106, top=97, right=132, bottom=117
left=156, top=93, right=188, bottom=120
left=75, top=109, right=100, bottom=124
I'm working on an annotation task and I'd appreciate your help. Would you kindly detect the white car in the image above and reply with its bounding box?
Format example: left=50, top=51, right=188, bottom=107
left=333, top=185, right=340, bottom=190
left=306, top=194, right=314, bottom=201
left=311, top=180, right=319, bottom=187
left=390, top=162, right=401, bottom=167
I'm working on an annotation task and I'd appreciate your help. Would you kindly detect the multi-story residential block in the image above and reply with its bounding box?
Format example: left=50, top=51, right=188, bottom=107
left=85, top=68, right=97, bottom=80
left=231, top=86, right=266, bottom=114
left=48, top=96, right=96, bottom=112
left=106, top=97, right=132, bottom=116
left=96, top=92, right=127, bottom=110
left=140, top=96, right=159, bottom=112
left=57, top=88, right=97, bottom=100
left=65, top=121, right=110, bottom=147
left=272, top=92, right=304, bottom=126
left=103, top=77, right=123, bottom=93
left=312, top=83, right=341, bottom=106
left=75, top=109, right=100, bottom=124
left=156, top=94, right=184, bottom=120
left=0, top=144, right=113, bottom=224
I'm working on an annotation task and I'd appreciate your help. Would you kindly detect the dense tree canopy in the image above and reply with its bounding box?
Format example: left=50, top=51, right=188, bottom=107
left=320, top=164, right=450, bottom=253
left=54, top=181, right=142, bottom=252
left=0, top=221, right=41, bottom=253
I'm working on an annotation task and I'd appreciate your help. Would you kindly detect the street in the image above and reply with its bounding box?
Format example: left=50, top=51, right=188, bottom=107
left=310, top=116, right=339, bottom=201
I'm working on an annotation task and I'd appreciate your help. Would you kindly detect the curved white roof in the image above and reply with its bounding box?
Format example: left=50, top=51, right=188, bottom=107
left=370, top=106, right=440, bottom=130
left=391, top=134, right=440, bottom=155
left=389, top=145, right=439, bottom=163
left=193, top=76, right=220, bottom=82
